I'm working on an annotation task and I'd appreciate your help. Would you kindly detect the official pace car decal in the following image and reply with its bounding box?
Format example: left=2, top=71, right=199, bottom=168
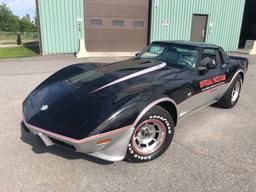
left=199, top=74, right=226, bottom=91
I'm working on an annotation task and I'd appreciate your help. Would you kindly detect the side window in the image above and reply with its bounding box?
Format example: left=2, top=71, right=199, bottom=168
left=203, top=49, right=217, bottom=64
left=90, top=19, right=102, bottom=27
left=112, top=20, right=124, bottom=27
left=133, top=21, right=144, bottom=28
left=199, top=48, right=219, bottom=69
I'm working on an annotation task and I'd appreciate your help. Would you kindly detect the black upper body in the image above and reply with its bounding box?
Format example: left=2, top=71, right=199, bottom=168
left=23, top=41, right=248, bottom=139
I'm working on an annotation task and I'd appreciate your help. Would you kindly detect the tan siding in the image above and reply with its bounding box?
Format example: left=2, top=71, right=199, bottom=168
left=85, top=0, right=149, bottom=52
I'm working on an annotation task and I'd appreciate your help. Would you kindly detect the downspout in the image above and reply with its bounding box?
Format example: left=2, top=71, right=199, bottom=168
left=76, top=0, right=89, bottom=58
left=35, top=0, right=43, bottom=55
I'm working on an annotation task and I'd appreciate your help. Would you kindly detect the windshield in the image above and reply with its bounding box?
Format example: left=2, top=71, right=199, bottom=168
left=137, top=43, right=199, bottom=69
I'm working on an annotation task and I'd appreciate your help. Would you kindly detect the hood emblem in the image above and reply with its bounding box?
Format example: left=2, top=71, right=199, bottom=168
left=40, top=105, right=48, bottom=111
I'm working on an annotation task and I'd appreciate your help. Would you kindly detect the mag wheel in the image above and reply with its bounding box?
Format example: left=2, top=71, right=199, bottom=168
left=217, top=74, right=242, bottom=108
left=125, top=105, right=175, bottom=163
left=231, top=80, right=241, bottom=104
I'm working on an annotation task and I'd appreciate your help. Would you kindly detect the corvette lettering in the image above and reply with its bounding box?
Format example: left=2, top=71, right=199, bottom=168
left=199, top=74, right=226, bottom=89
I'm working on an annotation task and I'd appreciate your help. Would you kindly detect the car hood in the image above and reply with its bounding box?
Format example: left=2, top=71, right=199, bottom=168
left=23, top=59, right=183, bottom=139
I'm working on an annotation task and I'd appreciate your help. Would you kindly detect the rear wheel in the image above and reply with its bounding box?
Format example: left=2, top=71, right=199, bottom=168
left=217, top=74, right=242, bottom=108
left=125, top=106, right=175, bottom=163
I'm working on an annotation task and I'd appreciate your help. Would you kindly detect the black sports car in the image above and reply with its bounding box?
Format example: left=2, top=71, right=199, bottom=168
left=22, top=41, right=248, bottom=162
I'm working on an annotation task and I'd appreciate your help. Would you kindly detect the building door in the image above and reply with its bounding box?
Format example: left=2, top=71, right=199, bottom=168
left=191, top=15, right=208, bottom=42
left=239, top=0, right=256, bottom=48
left=85, top=0, right=149, bottom=52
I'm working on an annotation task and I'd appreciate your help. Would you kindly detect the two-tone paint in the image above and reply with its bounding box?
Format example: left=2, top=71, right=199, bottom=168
left=22, top=41, right=248, bottom=161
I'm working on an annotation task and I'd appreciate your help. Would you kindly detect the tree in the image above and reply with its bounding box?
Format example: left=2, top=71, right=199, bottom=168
left=19, top=14, right=37, bottom=32
left=0, top=3, right=37, bottom=32
left=0, top=3, right=19, bottom=31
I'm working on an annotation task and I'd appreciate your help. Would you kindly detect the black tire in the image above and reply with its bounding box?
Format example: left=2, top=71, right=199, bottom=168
left=217, top=74, right=242, bottom=108
left=125, top=105, right=175, bottom=163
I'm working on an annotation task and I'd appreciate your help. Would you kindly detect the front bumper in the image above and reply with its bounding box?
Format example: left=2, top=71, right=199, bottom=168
left=21, top=121, right=134, bottom=162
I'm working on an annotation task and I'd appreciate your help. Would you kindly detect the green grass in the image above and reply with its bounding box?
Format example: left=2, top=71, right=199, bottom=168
left=0, top=42, right=39, bottom=58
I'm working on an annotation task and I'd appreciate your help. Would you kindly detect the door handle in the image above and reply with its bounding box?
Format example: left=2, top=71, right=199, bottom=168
left=201, top=30, right=205, bottom=38
left=222, top=63, right=228, bottom=68
left=185, top=87, right=192, bottom=96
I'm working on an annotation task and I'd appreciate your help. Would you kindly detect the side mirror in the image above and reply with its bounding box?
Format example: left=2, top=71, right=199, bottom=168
left=199, top=57, right=217, bottom=71
left=135, top=53, right=140, bottom=57
left=199, top=58, right=216, bottom=75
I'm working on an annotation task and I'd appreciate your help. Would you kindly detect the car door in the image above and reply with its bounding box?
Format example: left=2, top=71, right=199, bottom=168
left=214, top=49, right=231, bottom=99
left=194, top=48, right=226, bottom=107
left=178, top=48, right=226, bottom=118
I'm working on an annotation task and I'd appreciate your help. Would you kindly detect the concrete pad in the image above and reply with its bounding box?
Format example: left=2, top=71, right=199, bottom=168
left=84, top=52, right=137, bottom=57
left=0, top=54, right=255, bottom=192
left=238, top=40, right=256, bottom=55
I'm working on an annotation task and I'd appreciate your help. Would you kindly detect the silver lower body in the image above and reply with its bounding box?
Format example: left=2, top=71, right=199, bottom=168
left=23, top=121, right=134, bottom=162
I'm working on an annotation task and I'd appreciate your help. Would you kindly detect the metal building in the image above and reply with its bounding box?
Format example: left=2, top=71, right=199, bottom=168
left=36, top=0, right=246, bottom=55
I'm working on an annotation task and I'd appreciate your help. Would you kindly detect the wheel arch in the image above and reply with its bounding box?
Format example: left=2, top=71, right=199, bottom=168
left=158, top=101, right=178, bottom=126
left=133, top=97, right=178, bottom=127
left=238, top=71, right=244, bottom=82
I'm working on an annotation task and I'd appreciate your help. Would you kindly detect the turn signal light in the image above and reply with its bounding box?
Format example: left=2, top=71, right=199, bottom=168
left=97, top=138, right=112, bottom=145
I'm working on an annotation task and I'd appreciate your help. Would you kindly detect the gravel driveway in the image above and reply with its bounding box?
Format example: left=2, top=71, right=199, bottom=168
left=0, top=54, right=255, bottom=192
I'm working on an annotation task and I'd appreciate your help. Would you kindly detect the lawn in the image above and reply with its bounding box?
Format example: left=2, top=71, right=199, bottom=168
left=0, top=42, right=39, bottom=58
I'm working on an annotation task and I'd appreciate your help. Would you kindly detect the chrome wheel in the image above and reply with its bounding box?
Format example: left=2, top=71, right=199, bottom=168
left=231, top=80, right=241, bottom=104
left=131, top=119, right=166, bottom=155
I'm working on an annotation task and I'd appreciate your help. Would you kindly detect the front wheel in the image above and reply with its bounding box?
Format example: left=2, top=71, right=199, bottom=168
left=217, top=74, right=242, bottom=108
left=125, top=106, right=175, bottom=163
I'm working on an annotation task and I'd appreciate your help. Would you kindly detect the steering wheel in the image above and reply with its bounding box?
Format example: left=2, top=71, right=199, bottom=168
left=178, top=59, right=193, bottom=67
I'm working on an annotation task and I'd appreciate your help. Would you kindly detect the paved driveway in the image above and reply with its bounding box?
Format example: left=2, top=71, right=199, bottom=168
left=0, top=54, right=255, bottom=192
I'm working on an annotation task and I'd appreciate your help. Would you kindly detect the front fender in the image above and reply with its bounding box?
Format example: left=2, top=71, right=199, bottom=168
left=91, top=83, right=178, bottom=136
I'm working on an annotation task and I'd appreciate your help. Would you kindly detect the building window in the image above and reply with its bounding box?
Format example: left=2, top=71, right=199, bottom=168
left=112, top=20, right=124, bottom=27
left=90, top=19, right=102, bottom=27
left=133, top=21, right=144, bottom=28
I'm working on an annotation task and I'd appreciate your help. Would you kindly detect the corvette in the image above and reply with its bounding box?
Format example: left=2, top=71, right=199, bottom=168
left=21, top=41, right=248, bottom=162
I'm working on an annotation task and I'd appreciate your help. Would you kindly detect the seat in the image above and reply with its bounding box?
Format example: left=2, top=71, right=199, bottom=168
left=199, top=56, right=212, bottom=67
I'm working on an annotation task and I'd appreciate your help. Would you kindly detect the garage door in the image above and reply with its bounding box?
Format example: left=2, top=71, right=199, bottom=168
left=85, top=0, right=149, bottom=52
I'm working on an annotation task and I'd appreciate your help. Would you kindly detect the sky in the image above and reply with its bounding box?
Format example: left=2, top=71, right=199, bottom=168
left=0, top=0, right=35, bottom=18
